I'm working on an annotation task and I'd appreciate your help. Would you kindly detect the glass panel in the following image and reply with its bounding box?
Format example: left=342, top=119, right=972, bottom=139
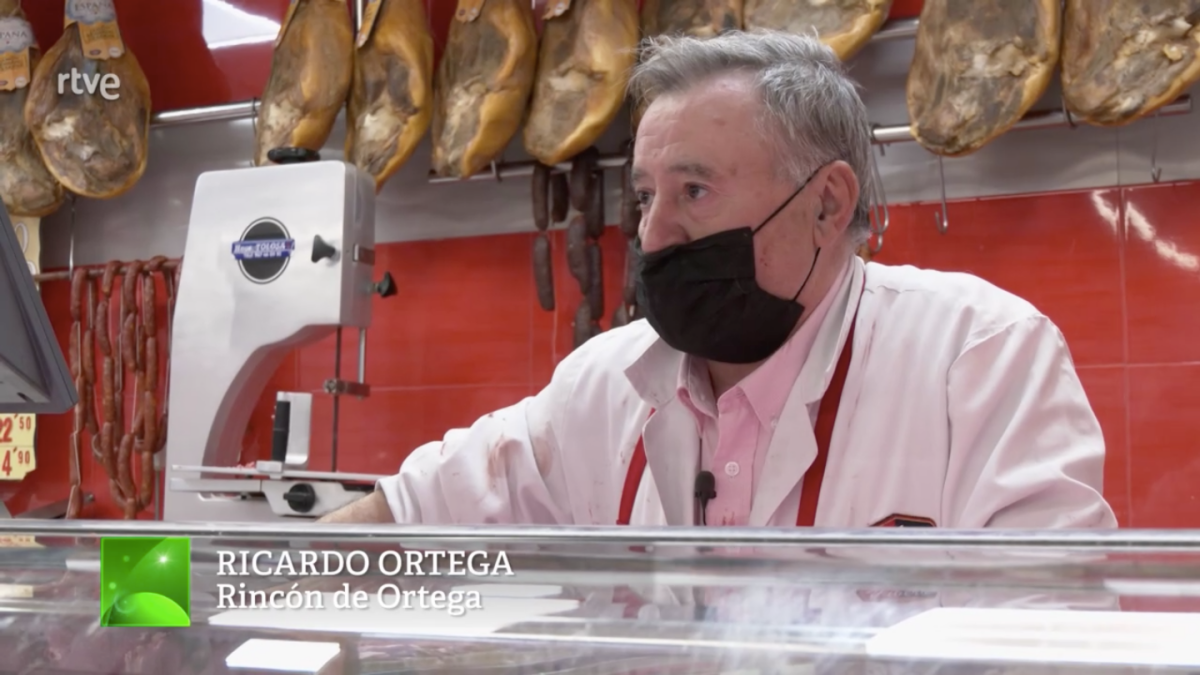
left=0, top=523, right=1197, bottom=674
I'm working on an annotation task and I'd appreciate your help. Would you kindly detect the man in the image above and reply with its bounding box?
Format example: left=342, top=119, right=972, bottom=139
left=324, top=31, right=1117, bottom=529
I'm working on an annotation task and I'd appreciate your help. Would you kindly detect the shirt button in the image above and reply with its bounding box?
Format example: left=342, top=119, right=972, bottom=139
left=770, top=417, right=779, bottom=429
left=724, top=461, right=740, bottom=477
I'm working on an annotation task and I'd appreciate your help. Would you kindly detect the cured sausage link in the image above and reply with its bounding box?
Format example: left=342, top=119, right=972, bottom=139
left=139, top=257, right=169, bottom=512
left=584, top=168, right=606, bottom=333
left=66, top=269, right=87, bottom=518
left=96, top=261, right=122, bottom=492
left=569, top=157, right=606, bottom=350
left=83, top=278, right=98, bottom=436
left=160, top=261, right=179, bottom=454
left=614, top=141, right=639, bottom=327
left=531, top=164, right=555, bottom=312
left=117, top=261, right=145, bottom=517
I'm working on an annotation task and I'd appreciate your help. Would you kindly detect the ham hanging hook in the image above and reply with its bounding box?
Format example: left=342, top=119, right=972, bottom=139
left=934, top=155, right=949, bottom=235
left=1150, top=110, right=1162, bottom=183
left=868, top=144, right=889, bottom=254
left=1061, top=96, right=1077, bottom=129
left=67, top=194, right=76, bottom=276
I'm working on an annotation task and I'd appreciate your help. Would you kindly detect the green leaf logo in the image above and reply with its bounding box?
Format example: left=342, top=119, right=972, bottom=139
left=100, top=537, right=190, bottom=628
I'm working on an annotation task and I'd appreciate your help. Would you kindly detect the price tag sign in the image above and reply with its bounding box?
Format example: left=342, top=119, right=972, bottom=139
left=0, top=415, right=36, bottom=481
left=0, top=585, right=33, bottom=598
left=0, top=536, right=39, bottom=548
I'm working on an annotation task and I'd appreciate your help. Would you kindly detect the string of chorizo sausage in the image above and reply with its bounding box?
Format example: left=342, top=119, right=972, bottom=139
left=66, top=258, right=178, bottom=519
left=566, top=147, right=606, bottom=350
left=531, top=163, right=556, bottom=313
left=615, top=140, right=639, bottom=327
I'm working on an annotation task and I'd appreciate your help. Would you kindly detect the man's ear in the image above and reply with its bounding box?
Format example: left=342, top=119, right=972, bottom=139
left=813, top=161, right=860, bottom=247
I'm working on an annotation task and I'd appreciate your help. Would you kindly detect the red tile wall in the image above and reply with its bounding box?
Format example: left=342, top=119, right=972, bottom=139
left=18, top=0, right=1197, bottom=526
left=10, top=184, right=1200, bottom=527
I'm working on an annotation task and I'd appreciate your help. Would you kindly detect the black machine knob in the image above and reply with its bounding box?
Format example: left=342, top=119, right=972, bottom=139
left=375, top=272, right=397, bottom=298
left=312, top=235, right=336, bottom=263
left=283, top=483, right=317, bottom=514
left=267, top=147, right=321, bottom=165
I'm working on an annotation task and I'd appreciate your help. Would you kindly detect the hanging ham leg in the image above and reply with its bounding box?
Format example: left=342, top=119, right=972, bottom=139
left=523, top=0, right=639, bottom=167
left=431, top=0, right=537, bottom=179
left=634, top=0, right=742, bottom=128
left=255, top=0, right=353, bottom=165
left=346, top=0, right=434, bottom=190
left=1062, top=1, right=1200, bottom=127
left=743, top=0, right=892, bottom=61
left=0, top=0, right=63, bottom=218
left=641, top=0, right=742, bottom=38
left=25, top=1, right=151, bottom=199
left=906, top=0, right=1060, bottom=157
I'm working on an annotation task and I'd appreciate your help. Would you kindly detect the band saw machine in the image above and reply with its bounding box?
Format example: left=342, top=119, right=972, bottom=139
left=164, top=150, right=396, bottom=522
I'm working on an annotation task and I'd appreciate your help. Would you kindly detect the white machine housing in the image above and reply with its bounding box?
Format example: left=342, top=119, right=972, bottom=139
left=165, top=160, right=387, bottom=522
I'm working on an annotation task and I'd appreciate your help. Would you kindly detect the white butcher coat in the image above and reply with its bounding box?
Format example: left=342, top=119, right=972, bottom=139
left=376, top=257, right=1117, bottom=529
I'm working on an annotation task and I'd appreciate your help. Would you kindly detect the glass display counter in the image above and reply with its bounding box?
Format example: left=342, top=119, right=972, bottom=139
left=0, top=522, right=1196, bottom=674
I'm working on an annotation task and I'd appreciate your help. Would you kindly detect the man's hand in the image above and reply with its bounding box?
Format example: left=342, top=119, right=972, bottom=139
left=319, top=491, right=394, bottom=524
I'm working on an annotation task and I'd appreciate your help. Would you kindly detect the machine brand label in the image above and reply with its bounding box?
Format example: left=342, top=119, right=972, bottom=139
left=234, top=218, right=293, bottom=284
left=231, top=239, right=294, bottom=260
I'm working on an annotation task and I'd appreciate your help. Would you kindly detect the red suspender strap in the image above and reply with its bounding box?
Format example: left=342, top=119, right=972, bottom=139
left=617, top=305, right=860, bottom=527
left=795, top=317, right=856, bottom=527
left=616, top=411, right=652, bottom=526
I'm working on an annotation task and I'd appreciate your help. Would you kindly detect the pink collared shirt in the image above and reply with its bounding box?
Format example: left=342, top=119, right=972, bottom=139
left=676, top=260, right=853, bottom=526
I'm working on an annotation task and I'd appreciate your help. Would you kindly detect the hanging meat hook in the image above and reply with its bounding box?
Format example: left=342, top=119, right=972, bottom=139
left=1150, top=110, right=1163, bottom=183
left=934, top=154, right=949, bottom=235
left=868, top=145, right=889, bottom=254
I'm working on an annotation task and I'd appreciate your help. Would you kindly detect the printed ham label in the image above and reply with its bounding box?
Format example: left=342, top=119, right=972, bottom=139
left=0, top=17, right=34, bottom=91
left=65, top=0, right=125, bottom=60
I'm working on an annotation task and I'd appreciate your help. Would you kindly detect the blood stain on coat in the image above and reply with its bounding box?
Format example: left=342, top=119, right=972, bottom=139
left=486, top=437, right=506, bottom=486
left=531, top=436, right=553, bottom=478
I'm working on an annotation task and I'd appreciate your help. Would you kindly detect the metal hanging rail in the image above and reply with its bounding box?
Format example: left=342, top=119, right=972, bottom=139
left=151, top=100, right=257, bottom=127
left=33, top=260, right=181, bottom=284
left=425, top=95, right=1194, bottom=184
left=141, top=15, right=1190, bottom=186
left=872, top=16, right=918, bottom=41
left=146, top=19, right=921, bottom=130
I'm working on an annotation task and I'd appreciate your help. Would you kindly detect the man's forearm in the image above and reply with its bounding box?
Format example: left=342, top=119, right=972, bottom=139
left=319, top=490, right=395, bottom=523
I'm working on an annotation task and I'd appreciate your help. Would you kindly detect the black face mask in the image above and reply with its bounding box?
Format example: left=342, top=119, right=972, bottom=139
left=635, top=169, right=823, bottom=364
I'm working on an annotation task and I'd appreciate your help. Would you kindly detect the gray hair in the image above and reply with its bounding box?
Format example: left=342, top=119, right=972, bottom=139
left=628, top=30, right=875, bottom=245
